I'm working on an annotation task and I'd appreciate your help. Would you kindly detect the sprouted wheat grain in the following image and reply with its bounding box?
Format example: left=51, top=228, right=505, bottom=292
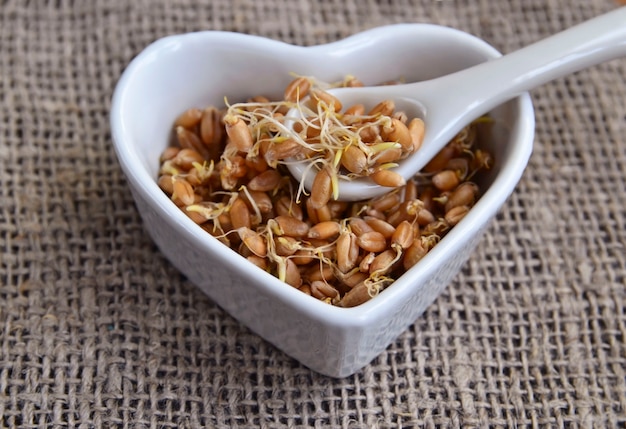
left=157, top=75, right=493, bottom=307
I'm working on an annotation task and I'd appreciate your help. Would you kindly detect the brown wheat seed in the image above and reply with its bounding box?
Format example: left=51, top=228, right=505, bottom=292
left=391, top=220, right=415, bottom=250
left=445, top=182, right=478, bottom=212
left=283, top=258, right=302, bottom=287
left=173, top=148, right=205, bottom=170
left=200, top=106, right=224, bottom=148
left=310, top=280, right=339, bottom=301
left=309, top=88, right=343, bottom=112
left=240, top=190, right=273, bottom=214
left=276, top=195, right=304, bottom=220
left=340, top=145, right=368, bottom=174
left=371, top=192, right=401, bottom=212
left=158, top=174, right=174, bottom=195
left=444, top=204, right=470, bottom=226
left=358, top=124, right=380, bottom=143
left=224, top=114, right=254, bottom=153
left=359, top=252, right=376, bottom=273
left=284, top=76, right=311, bottom=102
left=305, top=265, right=335, bottom=283
left=238, top=227, right=267, bottom=257
left=371, top=147, right=403, bottom=165
left=341, top=270, right=368, bottom=288
left=370, top=169, right=406, bottom=188
left=171, top=177, right=196, bottom=206
left=310, top=167, right=333, bottom=209
left=403, top=238, right=429, bottom=270
left=272, top=215, right=310, bottom=238
left=307, top=221, right=341, bottom=240
left=174, top=108, right=203, bottom=129
left=343, top=103, right=366, bottom=116
left=247, top=170, right=282, bottom=192
left=274, top=236, right=300, bottom=257
left=432, top=169, right=460, bottom=191
left=291, top=248, right=315, bottom=265
left=230, top=197, right=252, bottom=230
left=382, top=118, right=413, bottom=152
left=313, top=203, right=332, bottom=223
left=368, top=99, right=395, bottom=117
left=369, top=249, right=397, bottom=275
left=336, top=231, right=359, bottom=273
left=176, top=126, right=211, bottom=159
left=408, top=118, right=425, bottom=152
left=349, top=218, right=374, bottom=236
left=356, top=231, right=388, bottom=253
left=339, top=282, right=371, bottom=307
left=364, top=217, right=396, bottom=239
left=160, top=146, right=180, bottom=163
left=264, top=139, right=303, bottom=167
left=247, top=255, right=269, bottom=270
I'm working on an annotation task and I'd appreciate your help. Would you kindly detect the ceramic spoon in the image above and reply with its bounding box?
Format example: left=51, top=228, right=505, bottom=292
left=287, top=7, right=626, bottom=201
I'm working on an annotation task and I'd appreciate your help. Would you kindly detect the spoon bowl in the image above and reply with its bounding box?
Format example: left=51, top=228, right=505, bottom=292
left=287, top=7, right=626, bottom=201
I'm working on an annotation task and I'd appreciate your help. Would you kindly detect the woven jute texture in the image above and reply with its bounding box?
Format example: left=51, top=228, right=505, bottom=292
left=1, top=0, right=625, bottom=427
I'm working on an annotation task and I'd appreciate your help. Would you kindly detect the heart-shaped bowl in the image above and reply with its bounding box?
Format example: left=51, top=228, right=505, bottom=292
left=111, top=24, right=534, bottom=377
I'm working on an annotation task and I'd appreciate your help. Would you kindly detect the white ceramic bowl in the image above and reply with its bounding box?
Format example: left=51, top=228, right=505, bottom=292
left=110, top=24, right=535, bottom=377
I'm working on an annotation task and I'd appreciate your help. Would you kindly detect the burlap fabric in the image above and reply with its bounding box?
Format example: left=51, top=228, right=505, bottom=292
left=1, top=0, right=625, bottom=427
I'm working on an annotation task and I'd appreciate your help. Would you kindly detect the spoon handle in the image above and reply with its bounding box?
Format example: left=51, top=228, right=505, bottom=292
left=420, top=6, right=626, bottom=150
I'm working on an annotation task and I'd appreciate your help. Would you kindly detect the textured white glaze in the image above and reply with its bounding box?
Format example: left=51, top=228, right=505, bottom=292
left=110, top=24, right=535, bottom=377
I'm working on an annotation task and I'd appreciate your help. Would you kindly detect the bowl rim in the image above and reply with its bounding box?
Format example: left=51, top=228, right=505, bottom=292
left=110, top=24, right=535, bottom=327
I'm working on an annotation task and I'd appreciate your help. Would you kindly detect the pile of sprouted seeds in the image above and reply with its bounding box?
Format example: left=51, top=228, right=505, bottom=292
left=157, top=75, right=493, bottom=307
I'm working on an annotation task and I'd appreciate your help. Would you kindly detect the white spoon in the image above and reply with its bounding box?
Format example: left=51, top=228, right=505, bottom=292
left=287, top=7, right=626, bottom=201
